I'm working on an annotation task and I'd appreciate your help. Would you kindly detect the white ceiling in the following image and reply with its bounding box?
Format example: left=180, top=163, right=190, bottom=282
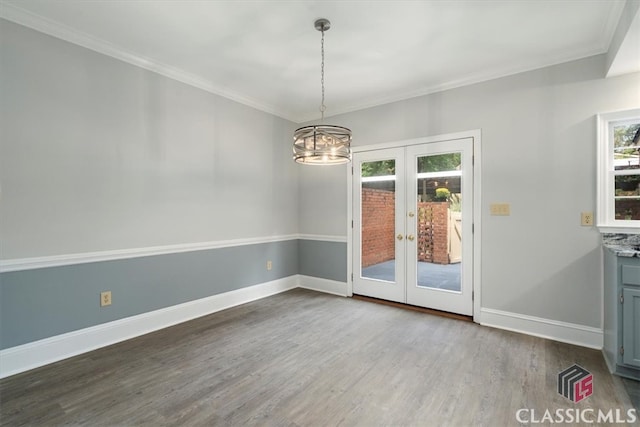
left=0, top=0, right=634, bottom=123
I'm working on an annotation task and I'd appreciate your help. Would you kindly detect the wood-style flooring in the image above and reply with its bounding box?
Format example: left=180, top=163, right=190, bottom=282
left=0, top=288, right=637, bottom=426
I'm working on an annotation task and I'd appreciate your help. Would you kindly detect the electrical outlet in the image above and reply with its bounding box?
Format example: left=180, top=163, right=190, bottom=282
left=267, top=260, right=272, bottom=271
left=581, top=212, right=594, bottom=226
left=100, top=291, right=112, bottom=307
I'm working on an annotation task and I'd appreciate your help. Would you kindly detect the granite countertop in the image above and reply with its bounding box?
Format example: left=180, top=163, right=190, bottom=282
left=603, top=233, right=640, bottom=257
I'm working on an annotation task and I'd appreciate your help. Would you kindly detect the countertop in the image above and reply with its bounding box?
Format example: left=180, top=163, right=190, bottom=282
left=603, top=233, right=640, bottom=257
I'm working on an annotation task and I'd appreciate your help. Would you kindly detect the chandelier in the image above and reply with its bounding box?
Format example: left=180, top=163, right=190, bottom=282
left=293, top=19, right=352, bottom=165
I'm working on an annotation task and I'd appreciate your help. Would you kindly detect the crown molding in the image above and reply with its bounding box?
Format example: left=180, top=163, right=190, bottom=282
left=0, top=2, right=297, bottom=123
left=601, top=0, right=627, bottom=53
left=300, top=46, right=611, bottom=124
left=295, top=2, right=627, bottom=124
left=1, top=1, right=626, bottom=125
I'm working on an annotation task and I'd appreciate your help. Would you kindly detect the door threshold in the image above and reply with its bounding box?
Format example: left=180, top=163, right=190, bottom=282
left=352, top=294, right=473, bottom=322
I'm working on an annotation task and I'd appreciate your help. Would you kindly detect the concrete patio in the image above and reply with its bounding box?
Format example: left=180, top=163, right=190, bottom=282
left=361, top=260, right=461, bottom=291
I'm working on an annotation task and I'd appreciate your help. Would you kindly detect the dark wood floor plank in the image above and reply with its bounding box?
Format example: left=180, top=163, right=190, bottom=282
left=1, top=288, right=637, bottom=426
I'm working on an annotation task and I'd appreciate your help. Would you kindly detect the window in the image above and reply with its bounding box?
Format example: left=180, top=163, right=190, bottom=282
left=597, top=108, right=640, bottom=232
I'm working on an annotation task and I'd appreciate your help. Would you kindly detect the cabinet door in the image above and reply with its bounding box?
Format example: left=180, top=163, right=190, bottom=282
left=623, top=287, right=640, bottom=368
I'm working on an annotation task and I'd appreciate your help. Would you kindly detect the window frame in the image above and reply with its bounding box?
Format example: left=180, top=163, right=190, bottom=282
left=597, top=108, right=640, bottom=233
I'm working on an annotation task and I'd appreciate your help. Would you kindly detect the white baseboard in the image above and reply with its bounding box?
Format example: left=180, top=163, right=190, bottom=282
left=298, top=275, right=348, bottom=297
left=2, top=281, right=602, bottom=379
left=480, top=308, right=603, bottom=349
left=0, top=276, right=298, bottom=379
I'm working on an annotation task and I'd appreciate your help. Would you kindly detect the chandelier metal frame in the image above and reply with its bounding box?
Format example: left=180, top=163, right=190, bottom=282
left=293, top=18, right=352, bottom=165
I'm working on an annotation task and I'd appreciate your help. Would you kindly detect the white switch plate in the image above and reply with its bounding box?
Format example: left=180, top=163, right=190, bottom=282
left=490, top=203, right=510, bottom=216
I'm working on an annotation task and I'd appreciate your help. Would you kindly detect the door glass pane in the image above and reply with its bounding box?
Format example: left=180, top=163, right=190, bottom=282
left=613, top=122, right=640, bottom=171
left=613, top=122, right=640, bottom=220
left=361, top=159, right=396, bottom=282
left=614, top=175, right=640, bottom=220
left=415, top=153, right=461, bottom=291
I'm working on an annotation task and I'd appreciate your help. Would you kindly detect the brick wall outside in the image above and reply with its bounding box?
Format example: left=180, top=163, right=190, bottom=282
left=361, top=189, right=451, bottom=267
left=361, top=188, right=395, bottom=267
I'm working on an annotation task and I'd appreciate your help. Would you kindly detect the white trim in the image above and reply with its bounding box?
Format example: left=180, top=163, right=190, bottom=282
left=351, top=131, right=478, bottom=153
left=0, top=235, right=302, bottom=273
left=3, top=0, right=628, bottom=126
left=361, top=175, right=396, bottom=182
left=0, top=276, right=604, bottom=379
left=298, top=48, right=620, bottom=124
left=300, top=0, right=626, bottom=124
left=0, top=276, right=298, bottom=379
left=358, top=170, right=462, bottom=182
left=472, top=129, right=482, bottom=323
left=480, top=308, right=603, bottom=350
left=298, top=275, right=349, bottom=297
left=597, top=225, right=640, bottom=234
left=418, top=170, right=462, bottom=179
left=0, top=2, right=295, bottom=122
left=347, top=164, right=354, bottom=297
left=596, top=108, right=640, bottom=233
left=1, top=234, right=349, bottom=273
left=2, top=2, right=625, bottom=125
left=297, top=234, right=347, bottom=243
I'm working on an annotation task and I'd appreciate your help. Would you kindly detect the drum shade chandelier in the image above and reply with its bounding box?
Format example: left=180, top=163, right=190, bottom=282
left=293, top=19, right=352, bottom=165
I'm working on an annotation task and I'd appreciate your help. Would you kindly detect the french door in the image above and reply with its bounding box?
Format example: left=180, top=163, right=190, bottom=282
left=352, top=138, right=474, bottom=315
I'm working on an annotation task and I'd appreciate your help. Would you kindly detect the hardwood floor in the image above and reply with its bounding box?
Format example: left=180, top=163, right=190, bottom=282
left=623, top=378, right=640, bottom=413
left=1, top=288, right=637, bottom=426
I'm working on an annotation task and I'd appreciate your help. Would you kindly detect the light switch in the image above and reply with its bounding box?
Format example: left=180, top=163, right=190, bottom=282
left=490, top=203, right=511, bottom=216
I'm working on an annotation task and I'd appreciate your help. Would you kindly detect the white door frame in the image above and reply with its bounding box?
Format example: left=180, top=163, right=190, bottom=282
left=346, top=129, right=482, bottom=323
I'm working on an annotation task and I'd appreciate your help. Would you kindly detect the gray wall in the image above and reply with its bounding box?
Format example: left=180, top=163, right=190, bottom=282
left=0, top=240, right=299, bottom=349
left=298, top=55, right=640, bottom=329
left=298, top=165, right=349, bottom=238
left=298, top=240, right=347, bottom=282
left=0, top=19, right=298, bottom=259
left=3, top=15, right=640, bottom=350
left=0, top=20, right=303, bottom=350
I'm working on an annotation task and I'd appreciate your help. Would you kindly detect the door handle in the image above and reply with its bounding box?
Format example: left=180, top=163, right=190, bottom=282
left=397, top=234, right=404, bottom=241
left=407, top=234, right=415, bottom=241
